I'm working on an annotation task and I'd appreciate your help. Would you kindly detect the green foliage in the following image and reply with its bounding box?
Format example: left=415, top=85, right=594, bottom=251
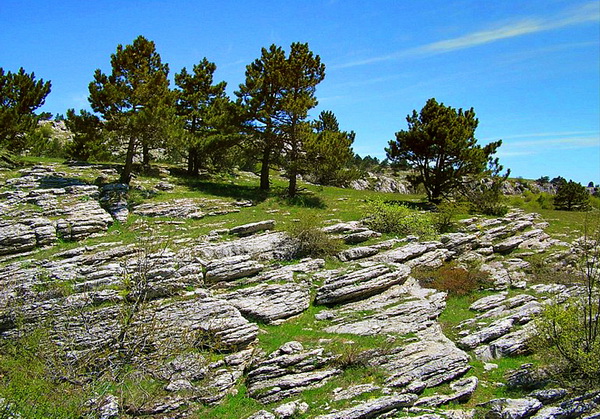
left=174, top=58, right=242, bottom=175
left=0, top=67, right=52, bottom=152
left=464, top=176, right=509, bottom=216
left=64, top=108, right=110, bottom=161
left=386, top=98, right=507, bottom=204
left=532, top=226, right=600, bottom=389
left=284, top=213, right=342, bottom=259
left=89, top=35, right=174, bottom=183
left=554, top=179, right=590, bottom=211
left=305, top=110, right=356, bottom=187
left=413, top=262, right=492, bottom=296
left=433, top=201, right=464, bottom=233
left=236, top=42, right=325, bottom=196
left=25, top=123, right=65, bottom=158
left=363, top=199, right=436, bottom=239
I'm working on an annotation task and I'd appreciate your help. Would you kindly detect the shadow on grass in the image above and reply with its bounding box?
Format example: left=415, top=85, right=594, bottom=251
left=383, top=199, right=433, bottom=211
left=280, top=193, right=326, bottom=209
left=175, top=175, right=270, bottom=203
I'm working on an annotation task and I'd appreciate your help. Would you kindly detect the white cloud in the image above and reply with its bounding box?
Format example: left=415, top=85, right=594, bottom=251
left=334, top=2, right=600, bottom=69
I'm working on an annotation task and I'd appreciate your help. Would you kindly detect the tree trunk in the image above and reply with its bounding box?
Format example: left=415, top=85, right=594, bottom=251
left=288, top=167, right=297, bottom=198
left=120, top=137, right=136, bottom=184
left=187, top=147, right=197, bottom=175
left=260, top=146, right=271, bottom=191
left=142, top=143, right=150, bottom=167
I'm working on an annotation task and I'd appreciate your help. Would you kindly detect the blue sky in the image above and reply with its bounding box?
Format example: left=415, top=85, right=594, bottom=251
left=1, top=0, right=599, bottom=184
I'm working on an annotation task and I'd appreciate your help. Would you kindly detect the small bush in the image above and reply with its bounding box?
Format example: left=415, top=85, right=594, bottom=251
left=285, top=214, right=343, bottom=259
left=433, top=201, right=464, bottom=233
left=363, top=200, right=436, bottom=239
left=413, top=263, right=492, bottom=296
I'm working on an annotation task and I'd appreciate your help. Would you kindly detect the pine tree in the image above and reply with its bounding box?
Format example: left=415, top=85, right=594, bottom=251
left=64, top=108, right=108, bottom=161
left=236, top=45, right=287, bottom=191
left=386, top=98, right=506, bottom=203
left=554, top=180, right=590, bottom=211
left=175, top=59, right=232, bottom=175
left=88, top=35, right=172, bottom=184
left=0, top=67, right=51, bottom=151
left=305, top=110, right=355, bottom=186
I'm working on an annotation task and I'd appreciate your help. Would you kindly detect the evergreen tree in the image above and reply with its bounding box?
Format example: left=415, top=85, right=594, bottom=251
left=386, top=98, right=506, bottom=203
left=175, top=59, right=235, bottom=175
left=554, top=180, right=590, bottom=211
left=0, top=67, right=51, bottom=151
left=236, top=45, right=287, bottom=191
left=305, top=110, right=355, bottom=186
left=278, top=43, right=325, bottom=197
left=88, top=35, right=172, bottom=184
left=65, top=109, right=109, bottom=161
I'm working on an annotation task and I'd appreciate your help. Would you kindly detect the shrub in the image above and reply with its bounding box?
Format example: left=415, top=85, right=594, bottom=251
left=413, top=263, right=492, bottom=296
left=433, top=201, right=464, bottom=233
left=285, top=214, right=343, bottom=259
left=363, top=200, right=436, bottom=239
left=531, top=226, right=600, bottom=389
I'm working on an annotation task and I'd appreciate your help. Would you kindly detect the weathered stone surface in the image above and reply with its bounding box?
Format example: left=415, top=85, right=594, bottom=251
left=247, top=411, right=276, bottom=419
left=192, top=232, right=297, bottom=261
left=230, top=220, right=276, bottom=237
left=315, top=264, right=410, bottom=305
left=331, top=384, right=381, bottom=401
left=372, top=241, right=442, bottom=263
left=220, top=282, right=311, bottom=323
left=528, top=389, right=567, bottom=404
left=458, top=318, right=515, bottom=350
left=0, top=222, right=37, bottom=255
left=246, top=341, right=340, bottom=404
left=494, top=236, right=525, bottom=254
left=316, top=393, right=418, bottom=419
left=481, top=397, right=542, bottom=419
left=470, top=294, right=508, bottom=312
left=474, top=322, right=535, bottom=360
left=415, top=376, right=478, bottom=407
left=337, top=239, right=398, bottom=262
left=323, top=278, right=446, bottom=336
left=369, top=325, right=471, bottom=389
left=273, top=400, right=309, bottom=418
left=55, top=200, right=113, bottom=240
left=344, top=229, right=381, bottom=244
left=204, top=255, right=264, bottom=282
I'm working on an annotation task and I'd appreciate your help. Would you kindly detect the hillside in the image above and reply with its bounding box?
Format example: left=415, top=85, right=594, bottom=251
left=0, top=161, right=599, bottom=418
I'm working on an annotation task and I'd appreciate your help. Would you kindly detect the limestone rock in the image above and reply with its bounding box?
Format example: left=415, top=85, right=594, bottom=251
left=274, top=400, right=309, bottom=418
left=369, top=325, right=471, bottom=390
left=481, top=397, right=542, bottom=419
left=316, top=393, right=418, bottom=419
left=372, top=241, right=442, bottom=263
left=220, top=282, right=311, bottom=323
left=415, top=376, right=478, bottom=407
left=192, top=232, right=297, bottom=261
left=315, top=264, right=410, bottom=305
left=230, top=220, right=276, bottom=237
left=204, top=255, right=264, bottom=282
left=458, top=318, right=515, bottom=350
left=246, top=342, right=340, bottom=403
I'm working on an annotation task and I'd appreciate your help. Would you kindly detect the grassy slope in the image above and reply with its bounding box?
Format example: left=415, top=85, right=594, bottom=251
left=0, top=160, right=596, bottom=417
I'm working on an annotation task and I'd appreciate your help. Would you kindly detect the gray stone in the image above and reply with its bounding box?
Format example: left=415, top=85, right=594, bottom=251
left=470, top=294, right=508, bottom=312
left=192, top=232, right=297, bottom=261
left=315, top=264, right=410, bottom=305
left=220, top=282, right=311, bottom=323
left=458, top=318, right=515, bottom=350
left=274, top=400, right=309, bottom=418
left=230, top=220, right=276, bottom=237
left=247, top=343, right=340, bottom=403
left=372, top=241, right=442, bottom=263
left=528, top=389, right=567, bottom=404
left=494, top=236, right=525, bottom=254
left=247, top=411, right=276, bottom=419
left=316, top=393, right=418, bottom=419
left=332, top=384, right=381, bottom=401
left=204, top=255, right=264, bottom=282
left=482, top=397, right=543, bottom=419
left=415, top=376, right=478, bottom=407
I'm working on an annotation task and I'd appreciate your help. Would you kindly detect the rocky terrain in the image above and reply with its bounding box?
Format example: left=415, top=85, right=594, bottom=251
left=0, top=163, right=598, bottom=418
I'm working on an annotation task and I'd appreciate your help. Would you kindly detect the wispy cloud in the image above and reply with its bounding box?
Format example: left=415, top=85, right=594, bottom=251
left=498, top=132, right=600, bottom=158
left=334, top=2, right=600, bottom=69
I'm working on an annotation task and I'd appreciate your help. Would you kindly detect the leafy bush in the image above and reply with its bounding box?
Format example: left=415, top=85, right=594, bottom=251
left=363, top=200, right=436, bottom=239
left=285, top=214, right=343, bottom=259
left=531, top=226, right=600, bottom=389
left=413, top=263, right=492, bottom=296
left=433, top=201, right=464, bottom=233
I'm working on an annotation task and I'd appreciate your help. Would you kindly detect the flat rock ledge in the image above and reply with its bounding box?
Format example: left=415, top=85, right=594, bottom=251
left=315, top=264, right=411, bottom=305
left=316, top=393, right=418, bottom=419
left=246, top=341, right=341, bottom=404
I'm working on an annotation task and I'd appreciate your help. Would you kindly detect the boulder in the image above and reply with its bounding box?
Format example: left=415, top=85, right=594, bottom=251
left=230, top=220, right=276, bottom=237
left=204, top=255, right=264, bottom=282
left=481, top=397, right=542, bottom=419
left=458, top=318, right=515, bottom=350
left=220, top=282, right=311, bottom=323
left=315, top=264, right=410, bottom=305
left=315, top=393, right=417, bottom=419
